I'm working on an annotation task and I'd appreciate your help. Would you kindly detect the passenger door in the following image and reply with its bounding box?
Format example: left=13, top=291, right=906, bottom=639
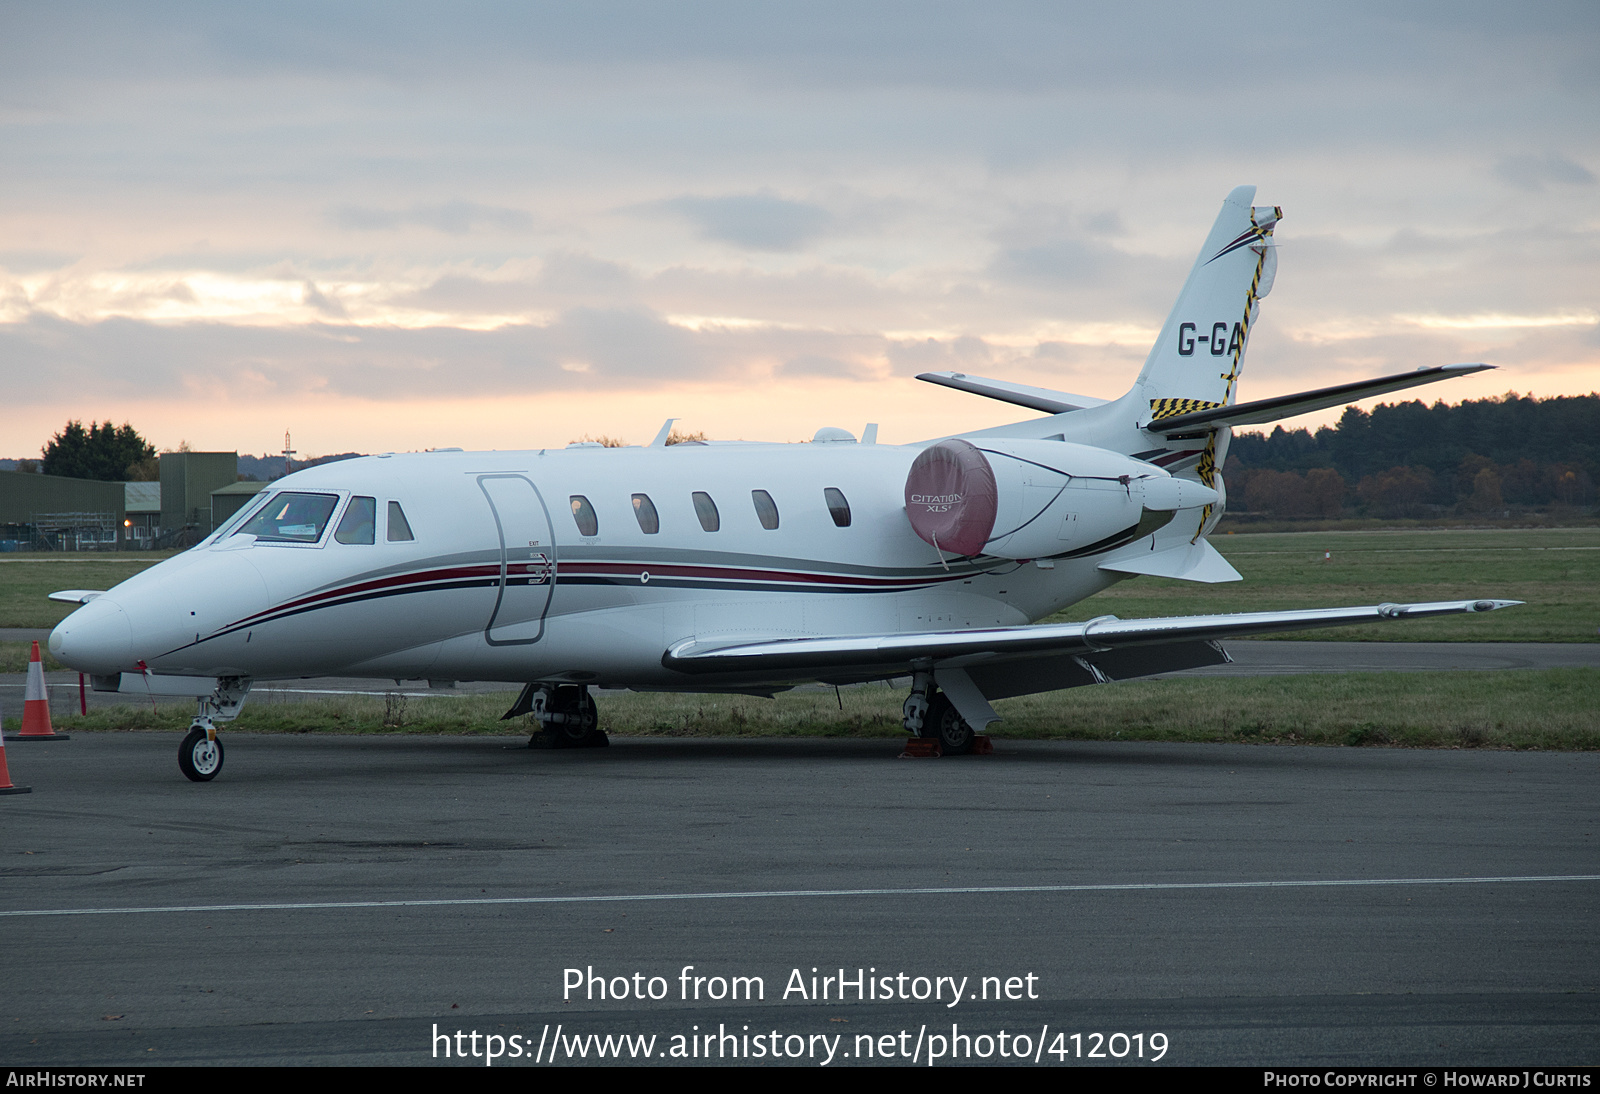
left=478, top=474, right=556, bottom=646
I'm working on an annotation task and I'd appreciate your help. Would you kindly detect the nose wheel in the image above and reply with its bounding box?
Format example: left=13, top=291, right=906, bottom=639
left=178, top=721, right=225, bottom=781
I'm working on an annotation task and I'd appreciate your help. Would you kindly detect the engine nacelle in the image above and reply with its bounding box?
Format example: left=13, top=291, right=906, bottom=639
left=903, top=438, right=1217, bottom=560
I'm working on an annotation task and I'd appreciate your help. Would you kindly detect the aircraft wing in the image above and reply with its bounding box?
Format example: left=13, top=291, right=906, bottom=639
left=1144, top=363, right=1492, bottom=433
left=664, top=598, right=1519, bottom=684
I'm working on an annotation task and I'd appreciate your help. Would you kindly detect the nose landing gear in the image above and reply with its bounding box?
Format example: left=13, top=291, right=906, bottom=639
left=177, top=677, right=250, bottom=782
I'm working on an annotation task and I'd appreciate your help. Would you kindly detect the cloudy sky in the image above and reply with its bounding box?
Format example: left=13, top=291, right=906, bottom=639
left=2, top=2, right=1596, bottom=458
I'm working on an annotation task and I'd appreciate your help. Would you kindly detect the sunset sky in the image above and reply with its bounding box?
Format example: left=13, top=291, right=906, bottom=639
left=3, top=3, right=1596, bottom=460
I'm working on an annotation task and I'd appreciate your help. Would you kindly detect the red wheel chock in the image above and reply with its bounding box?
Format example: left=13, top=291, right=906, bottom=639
left=898, top=735, right=994, bottom=758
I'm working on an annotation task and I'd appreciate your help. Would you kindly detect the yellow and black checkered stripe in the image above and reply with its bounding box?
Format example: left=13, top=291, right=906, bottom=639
left=1148, top=398, right=1224, bottom=421
left=1221, top=207, right=1279, bottom=400
left=1191, top=434, right=1219, bottom=544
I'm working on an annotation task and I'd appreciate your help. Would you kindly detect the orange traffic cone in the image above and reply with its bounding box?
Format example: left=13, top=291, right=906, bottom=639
left=0, top=713, right=33, bottom=794
left=17, top=641, right=68, bottom=741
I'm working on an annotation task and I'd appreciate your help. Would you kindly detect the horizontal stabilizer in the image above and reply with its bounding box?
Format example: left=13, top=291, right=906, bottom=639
left=917, top=372, right=1109, bottom=415
left=1145, top=363, right=1492, bottom=433
left=1099, top=540, right=1243, bottom=583
left=48, top=590, right=105, bottom=605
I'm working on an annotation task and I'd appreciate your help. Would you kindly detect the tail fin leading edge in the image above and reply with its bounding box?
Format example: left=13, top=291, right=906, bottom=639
left=1137, top=186, right=1280, bottom=416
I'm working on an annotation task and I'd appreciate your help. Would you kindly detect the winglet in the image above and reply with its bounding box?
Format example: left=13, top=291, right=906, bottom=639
left=649, top=419, right=678, bottom=448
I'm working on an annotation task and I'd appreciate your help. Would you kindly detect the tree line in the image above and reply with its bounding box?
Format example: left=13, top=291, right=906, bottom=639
left=18, top=421, right=160, bottom=481
left=16, top=422, right=357, bottom=483
left=1225, top=393, right=1598, bottom=519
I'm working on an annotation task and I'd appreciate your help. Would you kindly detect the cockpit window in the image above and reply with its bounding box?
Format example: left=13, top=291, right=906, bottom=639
left=334, top=496, right=377, bottom=544
left=387, top=501, right=415, bottom=542
left=570, top=495, right=599, bottom=537
left=237, top=492, right=340, bottom=543
left=210, top=492, right=274, bottom=543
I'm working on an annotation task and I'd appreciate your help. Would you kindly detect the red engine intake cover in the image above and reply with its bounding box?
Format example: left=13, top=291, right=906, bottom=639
left=903, top=439, right=998, bottom=557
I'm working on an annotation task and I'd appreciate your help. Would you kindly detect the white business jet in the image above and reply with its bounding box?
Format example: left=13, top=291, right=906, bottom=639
left=49, top=187, right=1515, bottom=780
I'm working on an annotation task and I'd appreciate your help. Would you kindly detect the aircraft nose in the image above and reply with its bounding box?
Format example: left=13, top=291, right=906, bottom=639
left=49, top=597, right=135, bottom=676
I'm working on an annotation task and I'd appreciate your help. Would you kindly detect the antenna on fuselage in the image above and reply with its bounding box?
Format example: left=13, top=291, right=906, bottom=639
left=862, top=424, right=879, bottom=444
left=649, top=419, right=678, bottom=448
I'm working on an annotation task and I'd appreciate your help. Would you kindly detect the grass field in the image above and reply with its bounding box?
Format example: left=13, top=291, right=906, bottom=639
left=0, top=642, right=63, bottom=672
left=0, top=551, right=177, bottom=630
left=1045, top=527, right=1599, bottom=642
left=10, top=669, right=1597, bottom=749
left=7, top=529, right=1592, bottom=751
left=3, top=528, right=1594, bottom=641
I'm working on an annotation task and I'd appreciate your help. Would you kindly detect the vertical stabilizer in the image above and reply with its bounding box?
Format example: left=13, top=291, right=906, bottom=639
left=1134, top=187, right=1280, bottom=544
left=1137, top=186, right=1280, bottom=414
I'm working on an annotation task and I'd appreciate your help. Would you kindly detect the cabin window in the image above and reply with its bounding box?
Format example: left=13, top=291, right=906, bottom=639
left=632, top=493, right=660, bottom=534
left=334, top=496, right=377, bottom=544
left=237, top=492, right=339, bottom=543
left=387, top=501, right=414, bottom=542
left=824, top=487, right=852, bottom=528
left=570, top=495, right=599, bottom=537
left=692, top=491, right=720, bottom=532
left=751, top=489, right=780, bottom=530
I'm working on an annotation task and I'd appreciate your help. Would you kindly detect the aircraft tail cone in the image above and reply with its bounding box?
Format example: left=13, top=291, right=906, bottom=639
left=0, top=715, right=33, bottom=794
left=17, top=641, right=68, bottom=741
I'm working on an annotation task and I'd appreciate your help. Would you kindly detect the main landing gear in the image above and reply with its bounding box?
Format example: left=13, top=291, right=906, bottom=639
left=178, top=678, right=251, bottom=782
left=503, top=683, right=609, bottom=749
left=901, top=670, right=976, bottom=756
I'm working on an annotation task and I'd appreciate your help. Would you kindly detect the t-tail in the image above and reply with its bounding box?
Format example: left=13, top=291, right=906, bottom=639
left=919, top=185, right=1489, bottom=543
left=1136, top=184, right=1280, bottom=416
left=1133, top=185, right=1279, bottom=537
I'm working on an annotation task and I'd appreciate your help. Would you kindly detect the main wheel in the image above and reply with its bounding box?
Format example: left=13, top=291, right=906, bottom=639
left=545, top=686, right=604, bottom=747
left=921, top=692, right=975, bottom=756
left=178, top=726, right=224, bottom=782
left=569, top=692, right=606, bottom=747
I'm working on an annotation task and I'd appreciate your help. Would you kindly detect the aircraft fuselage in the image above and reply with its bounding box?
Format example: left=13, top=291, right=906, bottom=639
left=51, top=440, right=1156, bottom=689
